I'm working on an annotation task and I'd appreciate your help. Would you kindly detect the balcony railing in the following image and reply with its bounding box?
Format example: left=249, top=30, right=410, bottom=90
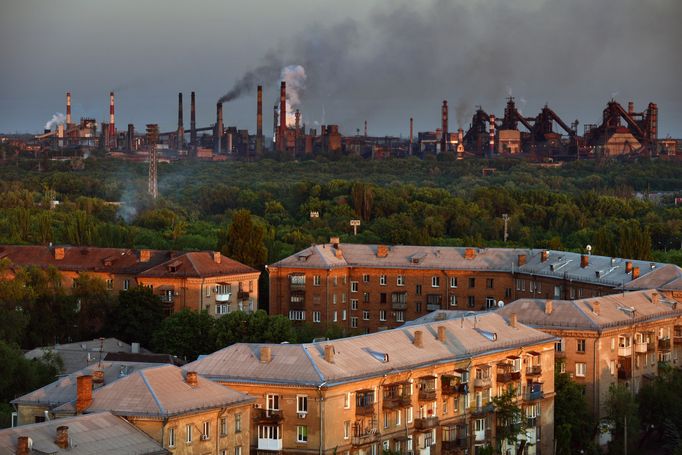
left=418, top=389, right=437, bottom=401
left=442, top=438, right=468, bottom=451
left=351, top=429, right=380, bottom=446
left=356, top=403, right=375, bottom=417
left=289, top=282, right=306, bottom=291
left=618, top=346, right=633, bottom=357
left=442, top=377, right=467, bottom=396
left=526, top=365, right=542, bottom=376
left=473, top=377, right=492, bottom=389
left=634, top=341, right=648, bottom=354
left=414, top=416, right=439, bottom=431
left=470, top=403, right=494, bottom=416
left=525, top=389, right=544, bottom=401
left=257, top=438, right=283, bottom=451
left=391, top=302, right=407, bottom=310
left=497, top=371, right=522, bottom=383
left=253, top=408, right=284, bottom=424
left=659, top=338, right=672, bottom=351
left=383, top=393, right=412, bottom=409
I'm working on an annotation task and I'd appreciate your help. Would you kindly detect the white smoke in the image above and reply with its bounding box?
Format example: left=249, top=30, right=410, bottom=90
left=280, top=65, right=306, bottom=127
left=45, top=112, right=66, bottom=130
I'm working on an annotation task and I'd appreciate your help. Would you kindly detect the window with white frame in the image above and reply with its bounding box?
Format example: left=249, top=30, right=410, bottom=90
left=333, top=311, right=338, bottom=322
left=344, top=420, right=350, bottom=439
left=106, top=279, right=113, bottom=290
left=407, top=407, right=413, bottom=423
left=313, top=311, right=321, bottom=323
left=449, top=295, right=457, bottom=307
left=450, top=277, right=458, bottom=288
left=234, top=447, right=242, bottom=455
left=344, top=392, right=351, bottom=408
left=203, top=421, right=210, bottom=439
left=235, top=413, right=241, bottom=432
left=431, top=276, right=440, bottom=287
left=380, top=275, right=387, bottom=285
left=396, top=409, right=401, bottom=426
left=379, top=310, right=386, bottom=321
left=186, top=424, right=192, bottom=443
left=267, top=394, right=280, bottom=411
left=216, top=304, right=228, bottom=315
left=220, top=417, right=227, bottom=436
left=123, top=279, right=130, bottom=291
left=350, top=281, right=358, bottom=292
left=363, top=310, right=370, bottom=320
left=342, top=310, right=347, bottom=321
left=351, top=299, right=358, bottom=310
left=397, top=275, right=405, bottom=286
left=351, top=317, right=358, bottom=328
left=289, top=310, right=305, bottom=321
left=554, top=285, right=562, bottom=298
left=313, top=275, right=321, bottom=286
left=363, top=274, right=370, bottom=283
left=384, top=411, right=389, bottom=429
left=297, top=395, right=308, bottom=414
left=297, top=425, right=308, bottom=442
left=575, top=362, right=586, bottom=377
left=395, top=311, right=405, bottom=322
left=168, top=427, right=176, bottom=447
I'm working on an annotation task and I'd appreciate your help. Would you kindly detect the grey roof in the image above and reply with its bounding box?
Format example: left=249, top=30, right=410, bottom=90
left=12, top=361, right=163, bottom=408
left=624, top=264, right=682, bottom=291
left=0, top=412, right=167, bottom=455
left=55, top=365, right=254, bottom=418
left=497, top=289, right=682, bottom=332
left=403, top=310, right=490, bottom=326
left=271, top=244, right=666, bottom=288
left=24, top=338, right=152, bottom=375
left=186, top=312, right=556, bottom=387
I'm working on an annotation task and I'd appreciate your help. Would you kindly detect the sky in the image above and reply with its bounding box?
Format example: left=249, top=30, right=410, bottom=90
left=1, top=0, right=681, bottom=138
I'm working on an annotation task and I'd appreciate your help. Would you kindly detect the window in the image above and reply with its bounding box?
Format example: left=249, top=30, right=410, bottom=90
left=220, top=418, right=227, bottom=436
left=363, top=292, right=370, bottom=303
left=249, top=280, right=254, bottom=292
left=554, top=285, right=562, bottom=298
left=289, top=310, right=306, bottom=321
left=468, top=277, right=476, bottom=288
left=313, top=275, right=321, bottom=286
left=297, top=425, right=308, bottom=443
left=442, top=399, right=448, bottom=415
left=332, top=294, right=337, bottom=305
left=395, top=311, right=405, bottom=322
left=203, top=421, right=210, bottom=439
left=416, top=284, right=422, bottom=296
left=216, top=304, right=228, bottom=315
left=351, top=317, right=358, bottom=328
left=106, top=279, right=113, bottom=290
left=186, top=424, right=193, bottom=443
left=235, top=413, right=242, bottom=432
left=384, top=411, right=390, bottom=429
left=474, top=418, right=485, bottom=432
left=344, top=392, right=351, bottom=408
left=363, top=310, right=370, bottom=320
left=569, top=287, right=576, bottom=299
left=485, top=297, right=496, bottom=309
left=431, top=276, right=440, bottom=288
left=577, top=339, right=586, bottom=353
left=395, top=410, right=401, bottom=426
left=467, top=296, right=475, bottom=308
left=342, top=292, right=346, bottom=303
left=397, top=275, right=405, bottom=286
left=168, top=427, right=176, bottom=447
left=313, top=311, right=321, bottom=323
left=407, top=406, right=413, bottom=423
left=351, top=299, right=358, bottom=310
left=351, top=281, right=358, bottom=292
left=333, top=311, right=338, bottom=322
left=486, top=278, right=494, bottom=289
left=297, top=395, right=308, bottom=414
left=555, top=339, right=565, bottom=352
left=380, top=293, right=387, bottom=304
left=290, top=274, right=306, bottom=286
left=342, top=310, right=347, bottom=321
left=380, top=310, right=386, bottom=321
left=344, top=420, right=351, bottom=439
left=505, top=288, right=512, bottom=298
left=123, top=279, right=130, bottom=291
left=267, top=394, right=280, bottom=411
left=450, top=277, right=458, bottom=288
left=576, top=362, right=586, bottom=377
left=380, top=275, right=387, bottom=285
left=416, top=302, right=422, bottom=312
left=235, top=447, right=242, bottom=455
left=449, top=295, right=457, bottom=307
left=363, top=274, right=370, bottom=283
left=609, top=360, right=616, bottom=376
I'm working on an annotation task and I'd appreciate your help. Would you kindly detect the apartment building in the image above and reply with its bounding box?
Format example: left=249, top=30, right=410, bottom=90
left=53, top=365, right=254, bottom=455
left=0, top=245, right=260, bottom=316
left=186, top=312, right=557, bottom=455
left=268, top=240, right=668, bottom=332
left=497, top=289, right=682, bottom=418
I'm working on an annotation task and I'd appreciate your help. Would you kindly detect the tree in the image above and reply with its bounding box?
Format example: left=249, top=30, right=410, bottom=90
left=217, top=209, right=268, bottom=269
left=72, top=274, right=115, bottom=339
left=151, top=309, right=215, bottom=361
left=605, top=384, right=640, bottom=455
left=492, top=387, right=524, bottom=453
left=554, top=370, right=597, bottom=455
left=211, top=310, right=296, bottom=348
left=351, top=182, right=374, bottom=221
left=109, top=286, right=164, bottom=348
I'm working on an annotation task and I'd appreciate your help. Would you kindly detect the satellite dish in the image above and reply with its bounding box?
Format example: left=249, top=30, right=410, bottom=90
left=497, top=300, right=505, bottom=308
left=586, top=245, right=592, bottom=254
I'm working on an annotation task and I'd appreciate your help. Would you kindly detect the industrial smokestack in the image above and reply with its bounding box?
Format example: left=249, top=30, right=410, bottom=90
left=190, top=91, right=197, bottom=148
left=457, top=128, right=464, bottom=160
left=409, top=117, right=413, bottom=155
left=109, top=92, right=115, bottom=147
left=127, top=124, right=134, bottom=152
left=256, top=85, right=263, bottom=155
left=364, top=120, right=368, bottom=137
left=278, top=81, right=286, bottom=152
left=273, top=105, right=278, bottom=146
left=66, top=92, right=72, bottom=125
left=215, top=102, right=223, bottom=154
left=177, top=92, right=184, bottom=150
left=294, top=109, right=301, bottom=157
left=441, top=100, right=449, bottom=153
left=489, top=114, right=496, bottom=157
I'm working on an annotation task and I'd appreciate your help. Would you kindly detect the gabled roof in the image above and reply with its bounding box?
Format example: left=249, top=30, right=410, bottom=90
left=186, top=312, right=555, bottom=387
left=55, top=365, right=253, bottom=418
left=497, top=289, right=682, bottom=332
left=12, top=361, right=162, bottom=408
left=0, top=412, right=167, bottom=455
left=138, top=251, right=258, bottom=279
left=624, top=264, right=682, bottom=291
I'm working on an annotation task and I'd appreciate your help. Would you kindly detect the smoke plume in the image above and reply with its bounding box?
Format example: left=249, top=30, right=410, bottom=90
left=281, top=65, right=307, bottom=126
left=218, top=54, right=283, bottom=103
left=45, top=112, right=66, bottom=130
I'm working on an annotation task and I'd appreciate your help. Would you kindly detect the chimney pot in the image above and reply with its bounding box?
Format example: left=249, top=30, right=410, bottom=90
left=593, top=301, right=601, bottom=315
left=545, top=300, right=553, bottom=315
left=413, top=330, right=424, bottom=348
left=92, top=369, right=104, bottom=384
left=437, top=326, right=447, bottom=343
left=377, top=245, right=389, bottom=258
left=260, top=346, right=272, bottom=363
left=213, top=251, right=222, bottom=264
left=76, top=375, right=92, bottom=413
left=510, top=313, right=518, bottom=328
left=632, top=266, right=640, bottom=280
left=517, top=254, right=527, bottom=267
left=140, top=249, right=151, bottom=263
left=55, top=426, right=69, bottom=449
left=54, top=246, right=65, bottom=260
left=17, top=436, right=30, bottom=455
left=464, top=248, right=476, bottom=259
left=580, top=254, right=589, bottom=268
left=330, top=237, right=340, bottom=248
left=186, top=371, right=198, bottom=387
left=324, top=344, right=335, bottom=363
left=625, top=261, right=633, bottom=273
left=541, top=250, right=549, bottom=262
left=652, top=292, right=659, bottom=305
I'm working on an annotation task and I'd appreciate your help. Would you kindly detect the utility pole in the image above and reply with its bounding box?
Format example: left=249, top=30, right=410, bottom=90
left=502, top=213, right=509, bottom=243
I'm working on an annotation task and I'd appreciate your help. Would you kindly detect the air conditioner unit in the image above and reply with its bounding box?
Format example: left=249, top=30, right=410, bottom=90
left=200, top=434, right=209, bottom=441
left=297, top=412, right=307, bottom=419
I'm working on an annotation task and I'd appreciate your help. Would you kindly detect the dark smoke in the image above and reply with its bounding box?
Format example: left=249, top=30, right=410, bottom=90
left=218, top=53, right=282, bottom=103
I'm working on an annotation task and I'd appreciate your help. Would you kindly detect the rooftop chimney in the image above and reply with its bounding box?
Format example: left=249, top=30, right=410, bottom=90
left=625, top=261, right=633, bottom=273
left=651, top=292, right=659, bottom=305
left=441, top=100, right=449, bottom=153
left=592, top=301, right=600, bottom=315
left=510, top=313, right=517, bottom=328
left=517, top=254, right=527, bottom=267
left=545, top=300, right=553, bottom=315
left=76, top=375, right=92, bottom=413
left=437, top=326, right=447, bottom=343
left=177, top=92, right=184, bottom=150
left=273, top=105, right=278, bottom=146
left=54, top=246, right=65, bottom=260
left=541, top=250, right=550, bottom=262
left=66, top=92, right=72, bottom=125
left=256, top=85, right=263, bottom=155
left=580, top=254, right=589, bottom=268
left=185, top=371, right=198, bottom=387
left=16, top=436, right=30, bottom=455
left=213, top=251, right=222, bottom=264
left=260, top=346, right=272, bottom=363
left=413, top=330, right=424, bottom=348
left=190, top=91, right=197, bottom=147
left=92, top=369, right=104, bottom=384
left=324, top=344, right=335, bottom=363
left=632, top=266, right=640, bottom=280
left=377, top=245, right=389, bottom=258
left=464, top=248, right=476, bottom=260
left=330, top=237, right=340, bottom=248
left=55, top=426, right=69, bottom=449
left=140, top=249, right=151, bottom=263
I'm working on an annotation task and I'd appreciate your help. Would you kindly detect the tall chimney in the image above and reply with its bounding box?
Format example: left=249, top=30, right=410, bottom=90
left=413, top=330, right=424, bottom=348
left=364, top=120, right=368, bottom=137
left=278, top=81, right=287, bottom=152
left=66, top=92, right=72, bottom=125
left=215, top=102, right=223, bottom=154
left=17, top=436, right=30, bottom=455
left=632, top=266, right=640, bottom=280
left=260, top=346, right=272, bottom=363
left=324, top=345, right=335, bottom=363
left=457, top=128, right=465, bottom=160
left=55, top=426, right=70, bottom=449
left=489, top=114, right=496, bottom=157
left=437, top=326, right=447, bottom=343
left=294, top=109, right=301, bottom=156
left=409, top=117, right=414, bottom=155
left=177, top=92, right=184, bottom=150
left=580, top=254, right=589, bottom=268
left=510, top=313, right=517, bottom=328
left=76, top=375, right=92, bottom=413
left=441, top=100, right=449, bottom=153
left=651, top=292, right=659, bottom=305
left=126, top=124, right=135, bottom=152
left=190, top=91, right=197, bottom=148
left=592, top=301, right=600, bottom=315
left=256, top=85, right=263, bottom=155
left=109, top=91, right=115, bottom=147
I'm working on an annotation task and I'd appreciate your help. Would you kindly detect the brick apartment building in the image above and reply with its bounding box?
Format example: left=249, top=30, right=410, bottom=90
left=0, top=245, right=260, bottom=316
left=498, top=289, right=682, bottom=418
left=268, top=239, right=671, bottom=333
left=187, top=312, right=557, bottom=455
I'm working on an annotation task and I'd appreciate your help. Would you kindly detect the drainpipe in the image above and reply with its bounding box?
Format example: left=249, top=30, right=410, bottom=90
left=593, top=336, right=599, bottom=417
left=318, top=382, right=327, bottom=455
left=326, top=269, right=331, bottom=330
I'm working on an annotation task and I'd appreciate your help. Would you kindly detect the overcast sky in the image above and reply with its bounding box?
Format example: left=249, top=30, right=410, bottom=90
left=1, top=0, right=680, bottom=137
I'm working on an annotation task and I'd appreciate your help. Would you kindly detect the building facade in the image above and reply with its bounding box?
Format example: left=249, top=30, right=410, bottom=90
left=268, top=240, right=670, bottom=333
left=187, top=312, right=557, bottom=455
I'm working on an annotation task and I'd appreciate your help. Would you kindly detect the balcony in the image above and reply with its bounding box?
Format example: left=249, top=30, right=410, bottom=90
left=618, top=345, right=633, bottom=357
left=253, top=408, right=284, bottom=424
left=675, top=326, right=682, bottom=343
left=526, top=365, right=542, bottom=377
left=525, top=388, right=544, bottom=401
left=497, top=371, right=522, bottom=383
left=418, top=376, right=437, bottom=401
left=351, top=428, right=380, bottom=447
left=238, top=290, right=250, bottom=300
left=383, top=384, right=412, bottom=409
left=473, top=377, right=492, bottom=389
left=634, top=341, right=648, bottom=354
left=555, top=350, right=566, bottom=359
left=414, top=416, right=439, bottom=431
left=215, top=292, right=231, bottom=302
left=471, top=403, right=494, bottom=416
left=441, top=376, right=466, bottom=396
left=391, top=302, right=407, bottom=310
left=426, top=303, right=441, bottom=311
left=659, top=338, right=672, bottom=351
left=289, top=282, right=306, bottom=292
left=257, top=438, right=283, bottom=452
left=418, top=389, right=437, bottom=401
left=442, top=438, right=468, bottom=452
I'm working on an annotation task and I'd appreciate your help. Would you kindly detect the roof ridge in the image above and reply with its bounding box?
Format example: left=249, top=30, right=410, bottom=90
left=183, top=251, right=202, bottom=275
left=139, top=369, right=166, bottom=415
left=301, top=345, right=326, bottom=382
left=570, top=300, right=602, bottom=329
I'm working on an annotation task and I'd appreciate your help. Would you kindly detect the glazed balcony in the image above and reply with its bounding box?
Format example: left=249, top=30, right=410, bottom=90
left=414, top=416, right=439, bottom=431
left=441, top=375, right=466, bottom=396
left=442, top=438, right=468, bottom=452
left=418, top=376, right=437, bottom=401
left=618, top=345, right=633, bottom=357
left=634, top=341, right=648, bottom=354
left=355, top=390, right=376, bottom=417
left=497, top=370, right=522, bottom=383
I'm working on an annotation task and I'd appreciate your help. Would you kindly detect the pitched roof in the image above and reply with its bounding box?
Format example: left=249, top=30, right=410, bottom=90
left=624, top=264, right=682, bottom=291
left=0, top=412, right=167, bottom=455
left=186, top=312, right=555, bottom=387
left=271, top=244, right=666, bottom=288
left=138, top=251, right=258, bottom=278
left=55, top=365, right=253, bottom=418
left=497, top=289, right=682, bottom=332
